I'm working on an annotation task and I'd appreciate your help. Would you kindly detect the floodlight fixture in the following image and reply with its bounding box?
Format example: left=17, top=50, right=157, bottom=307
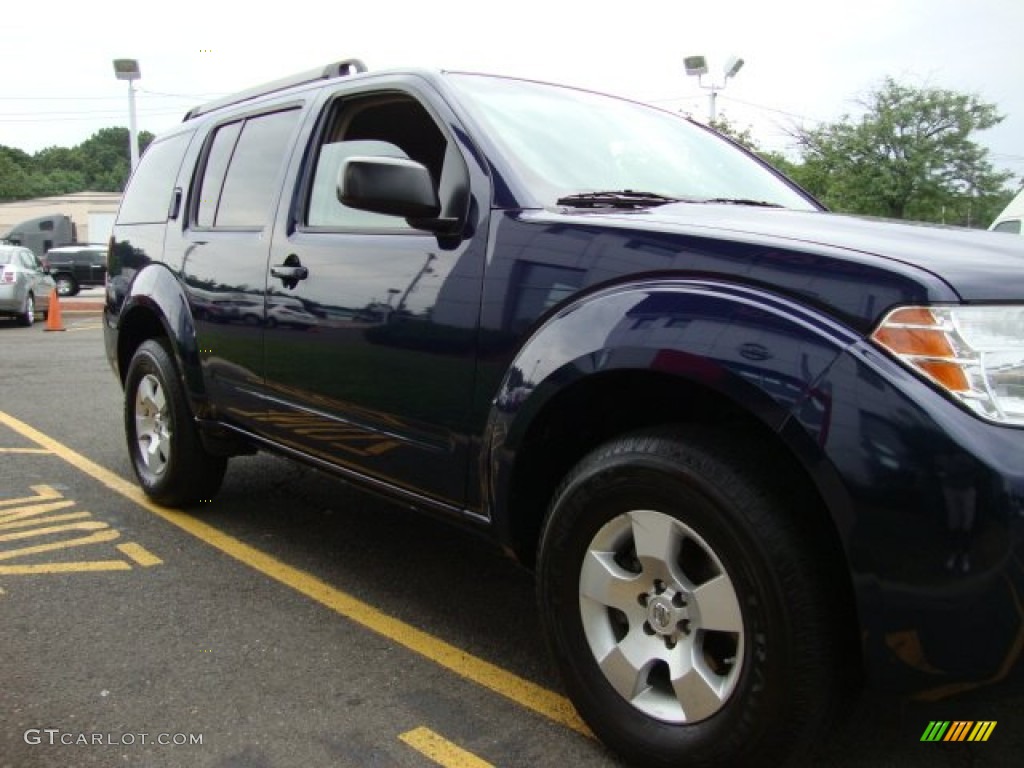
left=684, top=53, right=745, bottom=122
left=683, top=55, right=708, bottom=77
left=113, top=59, right=141, bottom=81
left=724, top=56, right=745, bottom=79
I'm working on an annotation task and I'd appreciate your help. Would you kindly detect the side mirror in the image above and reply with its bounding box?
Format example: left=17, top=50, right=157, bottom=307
left=338, top=156, right=441, bottom=220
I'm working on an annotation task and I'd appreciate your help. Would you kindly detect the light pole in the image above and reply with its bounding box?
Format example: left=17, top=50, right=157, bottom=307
left=112, top=59, right=141, bottom=172
left=684, top=55, right=744, bottom=123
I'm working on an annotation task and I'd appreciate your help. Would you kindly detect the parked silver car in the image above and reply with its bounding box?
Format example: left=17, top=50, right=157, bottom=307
left=0, top=244, right=54, bottom=326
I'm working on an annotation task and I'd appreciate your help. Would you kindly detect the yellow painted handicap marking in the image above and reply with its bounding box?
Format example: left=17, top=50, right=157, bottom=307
left=0, top=485, right=63, bottom=506
left=0, top=484, right=162, bottom=576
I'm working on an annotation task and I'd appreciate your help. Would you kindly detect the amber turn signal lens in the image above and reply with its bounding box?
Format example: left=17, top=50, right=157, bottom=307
left=871, top=307, right=969, bottom=392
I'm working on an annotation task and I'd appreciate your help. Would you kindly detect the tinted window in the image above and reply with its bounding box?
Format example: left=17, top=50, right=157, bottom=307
left=304, top=96, right=450, bottom=231
left=307, top=139, right=413, bottom=230
left=196, top=120, right=243, bottom=227
left=118, top=132, right=193, bottom=225
left=214, top=109, right=300, bottom=228
left=993, top=219, right=1021, bottom=234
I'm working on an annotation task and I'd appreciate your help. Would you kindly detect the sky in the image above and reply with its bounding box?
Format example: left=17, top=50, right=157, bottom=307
left=2, top=0, right=1023, bottom=182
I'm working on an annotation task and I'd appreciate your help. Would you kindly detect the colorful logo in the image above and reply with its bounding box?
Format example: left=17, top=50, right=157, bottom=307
left=920, top=721, right=997, bottom=742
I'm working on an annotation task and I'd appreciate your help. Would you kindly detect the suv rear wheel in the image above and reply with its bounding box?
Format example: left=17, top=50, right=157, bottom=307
left=536, top=428, right=855, bottom=768
left=54, top=273, right=78, bottom=297
left=124, top=339, right=227, bottom=506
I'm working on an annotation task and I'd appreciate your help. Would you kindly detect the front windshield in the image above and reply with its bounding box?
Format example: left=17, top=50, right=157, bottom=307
left=447, top=74, right=817, bottom=211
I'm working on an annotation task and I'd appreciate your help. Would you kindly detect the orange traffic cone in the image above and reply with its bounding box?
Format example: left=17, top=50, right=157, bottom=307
left=44, top=287, right=66, bottom=332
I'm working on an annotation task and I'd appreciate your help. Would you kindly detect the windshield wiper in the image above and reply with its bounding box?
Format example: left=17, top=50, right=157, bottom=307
left=700, top=197, right=783, bottom=208
left=556, top=190, right=683, bottom=209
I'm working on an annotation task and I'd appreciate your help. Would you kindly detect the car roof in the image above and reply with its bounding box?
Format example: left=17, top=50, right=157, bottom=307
left=46, top=245, right=107, bottom=254
left=184, top=57, right=369, bottom=121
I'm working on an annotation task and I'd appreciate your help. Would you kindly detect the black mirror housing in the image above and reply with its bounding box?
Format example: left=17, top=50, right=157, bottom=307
left=338, top=156, right=441, bottom=220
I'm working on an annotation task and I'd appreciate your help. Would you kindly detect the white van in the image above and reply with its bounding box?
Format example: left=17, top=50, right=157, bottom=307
left=990, top=188, right=1024, bottom=234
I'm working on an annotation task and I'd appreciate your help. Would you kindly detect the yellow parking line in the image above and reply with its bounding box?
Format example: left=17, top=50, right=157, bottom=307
left=0, top=561, right=133, bottom=575
left=0, top=520, right=109, bottom=542
left=0, top=529, right=120, bottom=561
left=117, top=542, right=163, bottom=567
left=0, top=500, right=76, bottom=521
left=400, top=727, right=494, bottom=768
left=0, top=409, right=588, bottom=737
left=0, top=512, right=93, bottom=531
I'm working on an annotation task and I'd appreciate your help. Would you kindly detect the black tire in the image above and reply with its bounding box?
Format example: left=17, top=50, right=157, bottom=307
left=54, top=273, right=78, bottom=297
left=536, top=428, right=856, bottom=768
left=19, top=293, right=35, bottom=327
left=124, top=338, right=227, bottom=506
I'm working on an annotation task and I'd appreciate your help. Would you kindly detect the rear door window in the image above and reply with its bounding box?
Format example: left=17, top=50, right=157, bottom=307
left=195, top=109, right=301, bottom=229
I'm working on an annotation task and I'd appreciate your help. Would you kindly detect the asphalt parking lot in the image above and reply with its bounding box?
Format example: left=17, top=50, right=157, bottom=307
left=1, top=290, right=1020, bottom=768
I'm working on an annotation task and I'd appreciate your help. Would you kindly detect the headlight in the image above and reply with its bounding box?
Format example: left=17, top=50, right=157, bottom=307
left=871, top=305, right=1024, bottom=426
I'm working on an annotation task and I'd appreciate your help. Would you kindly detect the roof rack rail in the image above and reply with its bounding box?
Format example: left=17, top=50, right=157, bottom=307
left=183, top=58, right=367, bottom=121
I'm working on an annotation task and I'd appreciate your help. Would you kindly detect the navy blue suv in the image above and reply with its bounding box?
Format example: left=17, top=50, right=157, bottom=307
left=104, top=59, right=1024, bottom=768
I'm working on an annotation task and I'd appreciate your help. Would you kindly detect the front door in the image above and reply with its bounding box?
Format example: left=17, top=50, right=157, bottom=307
left=260, top=86, right=486, bottom=508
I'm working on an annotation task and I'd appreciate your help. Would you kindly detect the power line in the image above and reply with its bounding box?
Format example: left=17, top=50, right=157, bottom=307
left=0, top=107, right=183, bottom=118
left=0, top=110, right=184, bottom=123
left=0, top=90, right=221, bottom=101
left=138, top=88, right=224, bottom=99
left=0, top=95, right=121, bottom=101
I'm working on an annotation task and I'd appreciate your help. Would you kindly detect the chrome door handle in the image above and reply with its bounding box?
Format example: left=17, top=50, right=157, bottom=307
left=270, top=265, right=308, bottom=280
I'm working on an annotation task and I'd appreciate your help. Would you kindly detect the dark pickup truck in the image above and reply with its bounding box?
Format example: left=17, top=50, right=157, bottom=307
left=103, top=59, right=1024, bottom=768
left=44, top=244, right=107, bottom=296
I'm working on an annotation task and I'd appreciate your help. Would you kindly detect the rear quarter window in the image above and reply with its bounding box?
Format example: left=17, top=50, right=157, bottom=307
left=118, top=132, right=193, bottom=225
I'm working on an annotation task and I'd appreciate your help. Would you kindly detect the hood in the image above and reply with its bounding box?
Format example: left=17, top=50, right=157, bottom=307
left=577, top=204, right=1024, bottom=303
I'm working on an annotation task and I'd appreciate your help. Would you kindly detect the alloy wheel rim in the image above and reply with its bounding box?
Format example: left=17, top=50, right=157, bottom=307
left=134, top=373, right=171, bottom=475
left=579, top=509, right=744, bottom=723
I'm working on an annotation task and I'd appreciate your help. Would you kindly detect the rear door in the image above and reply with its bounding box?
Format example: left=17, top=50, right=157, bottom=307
left=172, top=106, right=305, bottom=428
left=85, top=248, right=107, bottom=285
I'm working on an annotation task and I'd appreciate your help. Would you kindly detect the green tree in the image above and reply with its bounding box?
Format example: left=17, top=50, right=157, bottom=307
left=73, top=127, right=154, bottom=191
left=790, top=78, right=1014, bottom=224
left=0, top=127, right=155, bottom=201
left=709, top=115, right=803, bottom=182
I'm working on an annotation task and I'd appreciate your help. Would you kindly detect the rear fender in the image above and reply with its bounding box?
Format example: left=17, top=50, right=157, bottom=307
left=115, top=263, right=208, bottom=413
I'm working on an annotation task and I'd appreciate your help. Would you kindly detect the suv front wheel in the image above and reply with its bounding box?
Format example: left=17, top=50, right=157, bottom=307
left=536, top=428, right=856, bottom=768
left=124, top=339, right=227, bottom=506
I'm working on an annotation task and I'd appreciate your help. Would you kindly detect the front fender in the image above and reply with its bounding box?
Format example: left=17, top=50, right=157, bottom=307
left=484, top=278, right=862, bottom=523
